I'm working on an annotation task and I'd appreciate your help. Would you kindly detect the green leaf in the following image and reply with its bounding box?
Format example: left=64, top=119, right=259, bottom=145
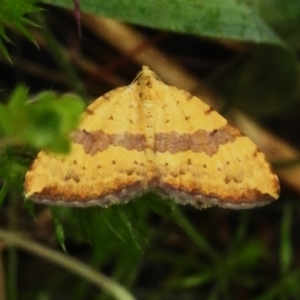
left=259, top=0, right=300, bottom=49
left=115, top=207, right=143, bottom=251
left=0, top=0, right=40, bottom=59
left=100, top=204, right=148, bottom=252
left=8, top=85, right=29, bottom=111
left=146, top=193, right=218, bottom=260
left=0, top=31, right=10, bottom=61
left=0, top=179, right=9, bottom=207
left=0, top=149, right=28, bottom=205
left=45, top=0, right=283, bottom=45
left=51, top=207, right=67, bottom=252
left=0, top=86, right=85, bottom=153
left=101, top=211, right=127, bottom=244
left=23, top=199, right=36, bottom=218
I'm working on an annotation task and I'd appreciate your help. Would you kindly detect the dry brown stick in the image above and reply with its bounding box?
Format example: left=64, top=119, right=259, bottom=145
left=233, top=112, right=300, bottom=193
left=0, top=53, right=69, bottom=87
left=82, top=15, right=300, bottom=195
left=81, top=15, right=214, bottom=98
left=30, top=28, right=128, bottom=89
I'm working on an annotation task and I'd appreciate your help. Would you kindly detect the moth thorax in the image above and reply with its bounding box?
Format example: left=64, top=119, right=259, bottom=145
left=141, top=99, right=155, bottom=149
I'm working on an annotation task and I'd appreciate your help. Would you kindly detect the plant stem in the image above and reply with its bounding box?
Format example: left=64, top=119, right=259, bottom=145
left=0, top=229, right=136, bottom=300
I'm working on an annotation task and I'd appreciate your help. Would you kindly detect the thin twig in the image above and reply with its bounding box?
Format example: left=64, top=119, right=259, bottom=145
left=0, top=229, right=136, bottom=300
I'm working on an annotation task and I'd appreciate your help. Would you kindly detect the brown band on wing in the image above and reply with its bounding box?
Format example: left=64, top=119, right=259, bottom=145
left=155, top=123, right=242, bottom=156
left=29, top=181, right=145, bottom=207
left=72, top=124, right=241, bottom=156
left=71, top=130, right=147, bottom=155
left=158, top=183, right=276, bottom=209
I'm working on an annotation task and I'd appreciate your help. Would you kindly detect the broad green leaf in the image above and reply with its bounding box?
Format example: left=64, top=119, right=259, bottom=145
left=259, top=0, right=300, bottom=49
left=45, top=0, right=284, bottom=45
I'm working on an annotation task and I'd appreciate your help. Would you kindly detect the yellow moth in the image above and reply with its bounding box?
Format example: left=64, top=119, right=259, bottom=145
left=24, top=66, right=280, bottom=209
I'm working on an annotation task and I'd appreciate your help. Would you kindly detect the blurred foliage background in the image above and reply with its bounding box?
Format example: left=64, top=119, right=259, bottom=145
left=0, top=0, right=300, bottom=299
